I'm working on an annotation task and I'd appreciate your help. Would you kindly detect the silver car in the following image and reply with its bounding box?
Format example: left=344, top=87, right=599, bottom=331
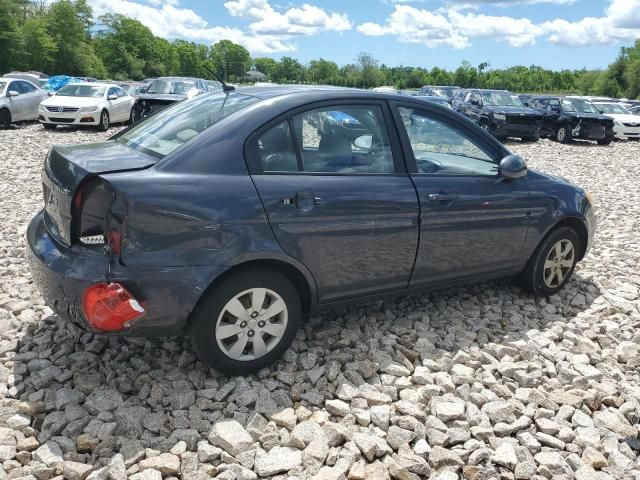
left=0, top=78, right=49, bottom=126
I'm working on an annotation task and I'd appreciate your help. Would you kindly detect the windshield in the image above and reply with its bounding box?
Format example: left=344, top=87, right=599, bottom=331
left=482, top=92, right=524, bottom=107
left=432, top=87, right=458, bottom=99
left=147, top=79, right=197, bottom=95
left=596, top=103, right=629, bottom=115
left=117, top=92, right=260, bottom=158
left=57, top=85, right=105, bottom=97
left=566, top=98, right=598, bottom=114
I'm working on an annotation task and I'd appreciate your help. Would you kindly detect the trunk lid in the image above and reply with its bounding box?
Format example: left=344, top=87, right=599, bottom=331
left=42, top=141, right=156, bottom=245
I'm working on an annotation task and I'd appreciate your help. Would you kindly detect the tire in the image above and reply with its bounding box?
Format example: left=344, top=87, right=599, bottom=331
left=521, top=133, right=540, bottom=142
left=479, top=119, right=490, bottom=132
left=189, top=269, right=301, bottom=375
left=597, top=136, right=613, bottom=146
left=517, top=226, right=580, bottom=296
left=97, top=110, right=109, bottom=132
left=0, top=108, right=11, bottom=127
left=556, top=125, right=571, bottom=143
left=127, top=107, right=135, bottom=125
left=43, top=124, right=57, bottom=130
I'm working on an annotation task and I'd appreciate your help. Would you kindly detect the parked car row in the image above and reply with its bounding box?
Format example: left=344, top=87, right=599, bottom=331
left=0, top=74, right=220, bottom=129
left=414, top=86, right=640, bottom=145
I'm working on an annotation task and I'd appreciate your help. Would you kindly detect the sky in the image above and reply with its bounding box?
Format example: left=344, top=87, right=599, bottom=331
left=90, top=0, right=640, bottom=71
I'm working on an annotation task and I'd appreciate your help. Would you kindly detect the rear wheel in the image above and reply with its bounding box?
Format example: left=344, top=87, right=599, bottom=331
left=556, top=125, right=571, bottom=143
left=479, top=119, right=490, bottom=132
left=597, top=136, right=613, bottom=145
left=190, top=269, right=301, bottom=375
left=521, top=133, right=540, bottom=142
left=518, top=226, right=579, bottom=296
left=0, top=108, right=11, bottom=127
left=97, top=110, right=109, bottom=132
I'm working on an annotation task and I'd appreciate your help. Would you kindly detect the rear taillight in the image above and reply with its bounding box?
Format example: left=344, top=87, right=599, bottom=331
left=72, top=180, right=121, bottom=252
left=83, top=283, right=145, bottom=331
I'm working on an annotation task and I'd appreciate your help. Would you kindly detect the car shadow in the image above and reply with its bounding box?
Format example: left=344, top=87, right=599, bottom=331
left=10, top=272, right=600, bottom=462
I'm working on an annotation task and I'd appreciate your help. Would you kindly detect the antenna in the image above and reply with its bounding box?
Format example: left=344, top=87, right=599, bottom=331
left=202, top=64, right=235, bottom=92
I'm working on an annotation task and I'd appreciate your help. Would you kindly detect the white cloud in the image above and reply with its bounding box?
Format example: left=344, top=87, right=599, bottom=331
left=542, top=0, right=640, bottom=47
left=91, top=0, right=351, bottom=54
left=360, top=1, right=640, bottom=50
left=357, top=5, right=541, bottom=49
left=224, top=0, right=351, bottom=36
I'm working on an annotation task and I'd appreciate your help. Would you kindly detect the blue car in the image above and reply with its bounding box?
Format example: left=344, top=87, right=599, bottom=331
left=27, top=86, right=596, bottom=374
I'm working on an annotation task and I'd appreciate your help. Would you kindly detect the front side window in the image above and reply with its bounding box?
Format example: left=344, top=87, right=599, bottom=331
left=258, top=105, right=394, bottom=174
left=398, top=106, right=497, bottom=176
left=117, top=92, right=259, bottom=159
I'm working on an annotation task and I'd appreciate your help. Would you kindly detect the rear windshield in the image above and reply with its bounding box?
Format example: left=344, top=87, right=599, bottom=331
left=147, top=79, right=197, bottom=95
left=596, top=103, right=629, bottom=114
left=116, top=91, right=259, bottom=158
left=482, top=92, right=524, bottom=107
left=57, top=85, right=106, bottom=97
left=566, top=98, right=598, bottom=114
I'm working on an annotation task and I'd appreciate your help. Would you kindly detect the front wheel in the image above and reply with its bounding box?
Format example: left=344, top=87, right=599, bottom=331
left=97, top=110, right=109, bottom=132
left=556, top=125, right=571, bottom=143
left=597, top=136, right=613, bottom=145
left=517, top=226, right=580, bottom=296
left=190, top=269, right=301, bottom=375
left=0, top=108, right=11, bottom=127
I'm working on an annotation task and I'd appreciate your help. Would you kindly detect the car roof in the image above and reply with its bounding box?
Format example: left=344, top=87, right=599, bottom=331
left=150, top=77, right=202, bottom=82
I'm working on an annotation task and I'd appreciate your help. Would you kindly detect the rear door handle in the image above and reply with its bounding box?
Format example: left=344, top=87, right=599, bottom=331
left=428, top=193, right=458, bottom=202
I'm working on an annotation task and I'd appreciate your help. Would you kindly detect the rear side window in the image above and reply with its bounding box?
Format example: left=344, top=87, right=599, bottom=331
left=257, top=105, right=394, bottom=174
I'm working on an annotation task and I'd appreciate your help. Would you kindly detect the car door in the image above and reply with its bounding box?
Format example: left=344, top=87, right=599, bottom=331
left=247, top=101, right=420, bottom=303
left=106, top=87, right=121, bottom=121
left=392, top=102, right=531, bottom=285
left=8, top=81, right=31, bottom=121
left=115, top=87, right=131, bottom=122
left=462, top=91, right=482, bottom=123
left=538, top=99, right=562, bottom=136
left=20, top=81, right=42, bottom=120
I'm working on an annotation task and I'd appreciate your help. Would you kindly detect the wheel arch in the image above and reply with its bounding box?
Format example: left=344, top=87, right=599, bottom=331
left=537, top=216, right=589, bottom=261
left=187, top=257, right=317, bottom=330
left=0, top=107, right=11, bottom=125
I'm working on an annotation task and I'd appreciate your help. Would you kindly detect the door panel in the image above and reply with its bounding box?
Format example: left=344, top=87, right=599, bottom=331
left=411, top=176, right=530, bottom=284
left=252, top=175, right=419, bottom=301
left=393, top=104, right=530, bottom=285
left=249, top=103, right=419, bottom=302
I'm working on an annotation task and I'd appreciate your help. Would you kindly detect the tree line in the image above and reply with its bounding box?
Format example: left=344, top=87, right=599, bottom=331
left=1, top=0, right=639, bottom=99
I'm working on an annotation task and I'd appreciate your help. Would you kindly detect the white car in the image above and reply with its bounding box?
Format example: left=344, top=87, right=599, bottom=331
left=593, top=102, right=640, bottom=140
left=39, top=82, right=135, bottom=131
left=0, top=78, right=49, bottom=126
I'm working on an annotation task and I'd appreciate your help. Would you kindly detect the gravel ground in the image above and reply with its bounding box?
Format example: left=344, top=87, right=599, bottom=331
left=0, top=123, right=638, bottom=480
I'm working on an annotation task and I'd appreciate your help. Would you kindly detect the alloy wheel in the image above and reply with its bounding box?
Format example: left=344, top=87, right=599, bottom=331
left=543, top=239, right=575, bottom=288
left=215, top=288, right=288, bottom=361
left=557, top=127, right=566, bottom=142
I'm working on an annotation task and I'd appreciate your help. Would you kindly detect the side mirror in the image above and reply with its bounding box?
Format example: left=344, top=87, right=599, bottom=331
left=139, top=88, right=147, bottom=93
left=7, top=90, right=19, bottom=97
left=107, top=94, right=118, bottom=101
left=499, top=154, right=527, bottom=179
left=48, top=91, right=55, bottom=96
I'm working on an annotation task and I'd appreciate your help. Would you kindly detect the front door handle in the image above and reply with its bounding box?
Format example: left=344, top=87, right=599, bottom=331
left=428, top=193, right=458, bottom=202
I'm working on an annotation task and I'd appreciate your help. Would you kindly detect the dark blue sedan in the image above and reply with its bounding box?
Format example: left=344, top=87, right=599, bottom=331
left=27, top=86, right=596, bottom=374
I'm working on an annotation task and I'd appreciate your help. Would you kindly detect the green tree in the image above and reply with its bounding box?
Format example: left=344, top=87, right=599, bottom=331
left=210, top=40, right=250, bottom=81
left=252, top=57, right=278, bottom=79
left=308, top=58, right=339, bottom=84
left=18, top=16, right=56, bottom=71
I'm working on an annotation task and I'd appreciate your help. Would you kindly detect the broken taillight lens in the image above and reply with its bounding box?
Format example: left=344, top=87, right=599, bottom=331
left=82, top=283, right=145, bottom=331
